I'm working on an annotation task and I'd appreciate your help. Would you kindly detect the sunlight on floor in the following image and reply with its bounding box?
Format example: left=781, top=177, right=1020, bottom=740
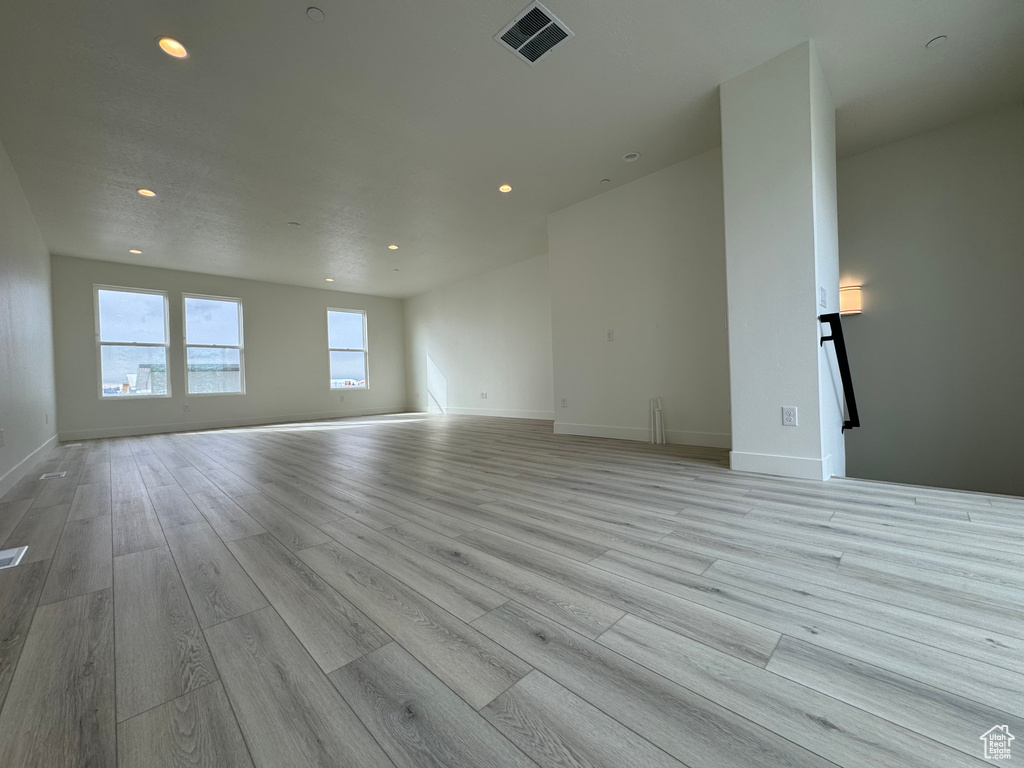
left=180, top=413, right=432, bottom=436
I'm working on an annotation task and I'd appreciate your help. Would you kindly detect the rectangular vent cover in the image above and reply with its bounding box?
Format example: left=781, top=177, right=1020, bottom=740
left=495, top=2, right=573, bottom=65
left=40, top=471, right=66, bottom=480
left=0, top=547, right=28, bottom=570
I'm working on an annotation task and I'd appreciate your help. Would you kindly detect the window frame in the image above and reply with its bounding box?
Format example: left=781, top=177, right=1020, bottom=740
left=182, top=292, right=247, bottom=397
left=94, top=284, right=172, bottom=401
left=326, top=307, right=369, bottom=390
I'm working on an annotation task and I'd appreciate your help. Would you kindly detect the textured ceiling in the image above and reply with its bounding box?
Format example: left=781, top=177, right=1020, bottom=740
left=1, top=0, right=1022, bottom=297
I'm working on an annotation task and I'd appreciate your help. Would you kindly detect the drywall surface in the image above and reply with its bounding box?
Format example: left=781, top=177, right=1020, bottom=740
left=0, top=137, right=58, bottom=496
left=838, top=103, right=1024, bottom=497
left=404, top=254, right=553, bottom=419
left=548, top=148, right=731, bottom=448
left=810, top=48, right=847, bottom=480
left=51, top=256, right=407, bottom=439
left=721, top=42, right=844, bottom=479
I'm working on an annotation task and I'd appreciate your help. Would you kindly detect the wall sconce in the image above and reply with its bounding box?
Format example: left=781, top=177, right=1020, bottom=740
left=839, top=286, right=863, bottom=315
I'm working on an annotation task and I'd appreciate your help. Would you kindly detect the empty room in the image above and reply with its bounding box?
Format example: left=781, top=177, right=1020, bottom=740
left=1, top=1, right=1022, bottom=766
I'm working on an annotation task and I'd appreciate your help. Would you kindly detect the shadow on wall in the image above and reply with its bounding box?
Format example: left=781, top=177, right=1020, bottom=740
left=427, top=355, right=447, bottom=414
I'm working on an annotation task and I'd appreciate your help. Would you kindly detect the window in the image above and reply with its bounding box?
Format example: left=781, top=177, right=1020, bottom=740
left=184, top=294, right=245, bottom=395
left=327, top=309, right=367, bottom=389
left=96, top=286, right=170, bottom=398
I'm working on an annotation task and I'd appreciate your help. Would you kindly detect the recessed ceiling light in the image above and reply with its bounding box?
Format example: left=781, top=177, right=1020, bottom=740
left=388, top=244, right=399, bottom=250
left=137, top=188, right=156, bottom=197
left=600, top=178, right=611, bottom=184
left=288, top=221, right=301, bottom=227
left=128, top=249, right=142, bottom=255
left=623, top=152, right=641, bottom=163
left=498, top=184, right=513, bottom=193
left=157, top=37, right=189, bottom=59
left=393, top=269, right=400, bottom=272
left=306, top=7, right=326, bottom=22
left=925, top=35, right=947, bottom=48
left=325, top=278, right=334, bottom=282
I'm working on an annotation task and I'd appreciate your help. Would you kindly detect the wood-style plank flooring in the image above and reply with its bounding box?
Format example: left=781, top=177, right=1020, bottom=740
left=0, top=414, right=1020, bottom=767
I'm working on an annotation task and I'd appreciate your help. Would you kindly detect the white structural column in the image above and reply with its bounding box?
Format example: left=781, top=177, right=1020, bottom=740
left=720, top=42, right=846, bottom=481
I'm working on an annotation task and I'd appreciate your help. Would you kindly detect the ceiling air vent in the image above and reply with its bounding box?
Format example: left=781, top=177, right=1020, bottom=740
left=495, top=2, right=574, bottom=66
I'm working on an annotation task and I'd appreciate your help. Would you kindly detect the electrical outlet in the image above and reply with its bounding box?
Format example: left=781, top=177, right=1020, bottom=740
left=183, top=404, right=190, bottom=413
left=0, top=428, right=4, bottom=448
left=606, top=330, right=614, bottom=342
left=339, top=394, right=345, bottom=402
left=782, top=406, right=798, bottom=426
left=45, top=413, right=49, bottom=425
left=560, top=397, right=567, bottom=408
left=819, top=287, right=827, bottom=308
left=480, top=392, right=488, bottom=400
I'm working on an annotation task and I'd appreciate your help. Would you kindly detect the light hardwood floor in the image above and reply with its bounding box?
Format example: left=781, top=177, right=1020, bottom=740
left=0, top=414, right=1020, bottom=767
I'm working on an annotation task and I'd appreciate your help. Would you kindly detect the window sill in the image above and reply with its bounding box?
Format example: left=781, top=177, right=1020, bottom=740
left=100, top=394, right=172, bottom=401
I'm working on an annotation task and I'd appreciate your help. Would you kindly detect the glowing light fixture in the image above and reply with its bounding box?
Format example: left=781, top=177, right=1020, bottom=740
left=388, top=244, right=399, bottom=250
left=158, top=37, right=189, bottom=59
left=137, top=188, right=156, bottom=197
left=128, top=249, right=142, bottom=255
left=498, top=184, right=513, bottom=193
left=839, top=286, right=863, bottom=315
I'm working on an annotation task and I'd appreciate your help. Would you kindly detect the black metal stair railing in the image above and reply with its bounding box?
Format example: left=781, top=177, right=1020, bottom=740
left=818, top=313, right=860, bottom=432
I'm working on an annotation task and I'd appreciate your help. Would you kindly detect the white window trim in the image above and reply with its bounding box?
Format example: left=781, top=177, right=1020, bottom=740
left=327, top=307, right=369, bottom=390
left=95, top=285, right=171, bottom=400
left=183, top=293, right=246, bottom=397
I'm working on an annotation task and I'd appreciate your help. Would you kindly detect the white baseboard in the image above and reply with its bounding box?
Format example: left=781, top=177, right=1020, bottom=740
left=554, top=422, right=731, bottom=449
left=446, top=406, right=555, bottom=420
left=730, top=450, right=829, bottom=481
left=57, top=406, right=409, bottom=442
left=0, top=433, right=59, bottom=499
left=822, top=453, right=841, bottom=480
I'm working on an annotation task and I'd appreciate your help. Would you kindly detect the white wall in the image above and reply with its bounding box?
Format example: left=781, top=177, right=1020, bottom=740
left=51, top=256, right=407, bottom=440
left=404, top=254, right=553, bottom=419
left=720, top=42, right=844, bottom=480
left=810, top=49, right=847, bottom=480
left=0, top=137, right=58, bottom=497
left=548, top=148, right=731, bottom=448
left=838, top=103, right=1024, bottom=497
